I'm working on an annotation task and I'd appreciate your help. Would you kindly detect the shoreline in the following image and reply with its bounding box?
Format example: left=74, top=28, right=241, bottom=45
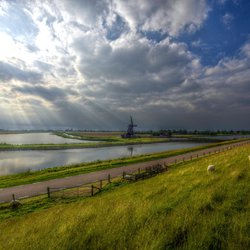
left=0, top=139, right=249, bottom=200
left=0, top=137, right=225, bottom=151
left=0, top=139, right=248, bottom=189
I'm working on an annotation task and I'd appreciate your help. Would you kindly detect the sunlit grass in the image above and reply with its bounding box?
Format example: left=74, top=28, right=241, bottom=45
left=0, top=144, right=249, bottom=249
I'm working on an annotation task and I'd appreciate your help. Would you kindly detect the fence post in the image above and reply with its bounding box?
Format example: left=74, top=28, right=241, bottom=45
left=47, top=187, right=50, bottom=198
left=91, top=185, right=94, bottom=196
left=123, top=171, right=126, bottom=179
left=197, top=154, right=198, bottom=158
left=100, top=180, right=102, bottom=190
left=191, top=156, right=192, bottom=160
left=175, top=159, right=177, bottom=164
left=108, top=174, right=111, bottom=183
left=164, top=163, right=168, bottom=170
left=183, top=157, right=184, bottom=162
left=12, top=194, right=15, bottom=201
left=138, top=168, right=141, bottom=174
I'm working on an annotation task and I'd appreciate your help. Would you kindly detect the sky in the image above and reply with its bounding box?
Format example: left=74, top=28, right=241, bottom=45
left=0, top=0, right=250, bottom=130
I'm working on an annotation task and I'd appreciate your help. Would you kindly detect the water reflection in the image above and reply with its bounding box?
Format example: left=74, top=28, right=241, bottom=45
left=127, top=146, right=134, bottom=157
left=0, top=132, right=95, bottom=144
left=0, top=142, right=208, bottom=175
left=208, top=135, right=250, bottom=140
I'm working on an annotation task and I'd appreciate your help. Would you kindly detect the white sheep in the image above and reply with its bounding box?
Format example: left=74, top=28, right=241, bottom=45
left=248, top=156, right=250, bottom=161
left=207, top=165, right=215, bottom=172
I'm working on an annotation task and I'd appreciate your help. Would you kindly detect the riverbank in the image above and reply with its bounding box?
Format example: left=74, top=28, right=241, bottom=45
left=0, top=137, right=171, bottom=151
left=0, top=139, right=247, bottom=189
left=0, top=135, right=226, bottom=151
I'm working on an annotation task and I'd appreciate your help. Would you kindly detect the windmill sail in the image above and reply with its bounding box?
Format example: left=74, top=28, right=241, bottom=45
left=122, top=116, right=137, bottom=138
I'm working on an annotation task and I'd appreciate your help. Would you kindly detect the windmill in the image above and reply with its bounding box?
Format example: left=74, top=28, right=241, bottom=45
left=121, top=116, right=137, bottom=138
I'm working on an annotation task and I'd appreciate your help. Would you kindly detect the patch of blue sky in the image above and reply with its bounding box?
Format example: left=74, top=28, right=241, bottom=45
left=178, top=0, right=250, bottom=66
left=105, top=14, right=127, bottom=41
left=142, top=31, right=168, bottom=43
left=0, top=2, right=38, bottom=42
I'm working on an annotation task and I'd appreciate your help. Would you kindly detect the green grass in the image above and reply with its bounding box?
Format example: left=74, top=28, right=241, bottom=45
left=0, top=140, right=244, bottom=188
left=0, top=137, right=169, bottom=150
left=0, top=130, right=226, bottom=151
left=57, top=131, right=225, bottom=143
left=0, top=144, right=249, bottom=249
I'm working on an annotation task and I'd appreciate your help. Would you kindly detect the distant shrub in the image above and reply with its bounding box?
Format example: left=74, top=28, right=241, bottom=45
left=10, top=200, right=22, bottom=210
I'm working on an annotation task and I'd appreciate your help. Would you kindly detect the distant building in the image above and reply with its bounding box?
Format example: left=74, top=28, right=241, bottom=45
left=121, top=116, right=137, bottom=138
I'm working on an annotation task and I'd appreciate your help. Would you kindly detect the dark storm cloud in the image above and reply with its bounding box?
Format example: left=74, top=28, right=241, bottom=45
left=71, top=28, right=250, bottom=129
left=74, top=36, right=192, bottom=94
left=13, top=85, right=78, bottom=102
left=0, top=61, right=42, bottom=83
left=52, top=99, right=125, bottom=130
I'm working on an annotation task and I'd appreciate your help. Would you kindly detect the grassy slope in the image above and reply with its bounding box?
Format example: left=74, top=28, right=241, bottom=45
left=0, top=140, right=243, bottom=188
left=0, top=144, right=249, bottom=249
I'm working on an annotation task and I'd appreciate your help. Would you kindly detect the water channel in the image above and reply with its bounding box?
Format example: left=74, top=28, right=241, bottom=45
left=0, top=132, right=91, bottom=144
left=0, top=141, right=208, bottom=175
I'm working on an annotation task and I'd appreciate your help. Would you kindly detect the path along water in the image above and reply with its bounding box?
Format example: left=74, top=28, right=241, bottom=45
left=0, top=140, right=249, bottom=202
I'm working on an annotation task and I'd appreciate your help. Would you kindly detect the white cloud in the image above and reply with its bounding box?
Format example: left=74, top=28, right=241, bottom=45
left=114, top=0, right=209, bottom=36
left=241, top=42, right=250, bottom=57
left=191, top=39, right=202, bottom=48
left=217, top=0, right=228, bottom=4
left=221, top=13, right=234, bottom=28
left=217, top=0, right=240, bottom=5
left=0, top=0, right=249, bottom=129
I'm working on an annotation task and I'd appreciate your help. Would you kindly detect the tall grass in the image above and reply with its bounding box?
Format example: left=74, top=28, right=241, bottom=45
left=0, top=144, right=249, bottom=249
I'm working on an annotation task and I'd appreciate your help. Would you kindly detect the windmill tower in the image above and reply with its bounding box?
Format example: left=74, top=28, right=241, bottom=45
left=121, top=116, right=137, bottom=138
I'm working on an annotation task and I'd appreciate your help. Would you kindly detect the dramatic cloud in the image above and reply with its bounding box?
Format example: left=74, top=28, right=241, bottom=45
left=0, top=61, right=42, bottom=83
left=113, top=0, right=209, bottom=36
left=0, top=0, right=249, bottom=130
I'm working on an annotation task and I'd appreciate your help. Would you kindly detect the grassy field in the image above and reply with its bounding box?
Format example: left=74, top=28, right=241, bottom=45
left=0, top=143, right=249, bottom=249
left=0, top=137, right=169, bottom=151
left=57, top=131, right=125, bottom=141
left=0, top=130, right=228, bottom=151
left=0, top=140, right=244, bottom=188
left=56, top=131, right=225, bottom=142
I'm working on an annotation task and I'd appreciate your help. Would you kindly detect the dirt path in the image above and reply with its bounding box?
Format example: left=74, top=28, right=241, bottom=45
left=0, top=141, right=249, bottom=202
